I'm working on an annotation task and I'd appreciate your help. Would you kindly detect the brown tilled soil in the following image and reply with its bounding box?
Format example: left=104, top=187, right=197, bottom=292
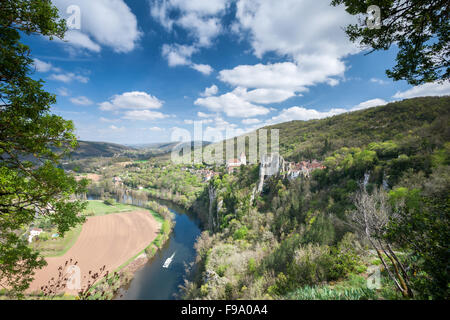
left=28, top=210, right=160, bottom=295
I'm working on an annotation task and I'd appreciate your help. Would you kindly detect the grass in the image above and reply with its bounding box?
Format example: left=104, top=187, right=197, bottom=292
left=30, top=224, right=83, bottom=257
left=286, top=275, right=378, bottom=300
left=82, top=200, right=139, bottom=216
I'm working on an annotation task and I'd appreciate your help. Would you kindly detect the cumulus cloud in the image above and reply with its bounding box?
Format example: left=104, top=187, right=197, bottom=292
left=197, top=111, right=214, bottom=118
left=191, top=63, right=214, bottom=75
left=70, top=96, right=93, bottom=105
left=195, top=91, right=271, bottom=118
left=194, top=85, right=297, bottom=119
left=266, top=106, right=347, bottom=124
left=203, top=0, right=360, bottom=107
left=32, top=58, right=88, bottom=84
left=351, top=98, right=387, bottom=110
left=232, top=87, right=297, bottom=104
left=150, top=0, right=228, bottom=47
left=162, top=44, right=213, bottom=74
left=123, top=110, right=169, bottom=121
left=201, top=85, right=219, bottom=97
left=393, top=81, right=450, bottom=99
left=219, top=61, right=344, bottom=93
left=265, top=98, right=389, bottom=126
left=162, top=44, right=196, bottom=66
left=49, top=72, right=89, bottom=83
left=52, top=0, right=141, bottom=53
left=234, top=0, right=358, bottom=60
left=33, top=58, right=53, bottom=72
left=99, top=91, right=163, bottom=111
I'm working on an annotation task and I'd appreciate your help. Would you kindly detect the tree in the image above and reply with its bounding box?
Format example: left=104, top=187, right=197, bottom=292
left=351, top=186, right=413, bottom=297
left=332, top=0, right=449, bottom=85
left=387, top=186, right=450, bottom=299
left=0, top=0, right=87, bottom=297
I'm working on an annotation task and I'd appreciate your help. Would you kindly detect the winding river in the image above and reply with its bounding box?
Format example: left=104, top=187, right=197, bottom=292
left=116, top=199, right=202, bottom=300
left=86, top=195, right=202, bottom=299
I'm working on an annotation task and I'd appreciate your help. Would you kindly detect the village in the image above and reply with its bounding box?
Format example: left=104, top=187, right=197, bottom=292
left=180, top=152, right=325, bottom=182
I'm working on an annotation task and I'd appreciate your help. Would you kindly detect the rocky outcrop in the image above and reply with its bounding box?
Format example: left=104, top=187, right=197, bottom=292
left=208, top=185, right=217, bottom=231
left=257, top=153, right=285, bottom=192
left=208, top=184, right=223, bottom=231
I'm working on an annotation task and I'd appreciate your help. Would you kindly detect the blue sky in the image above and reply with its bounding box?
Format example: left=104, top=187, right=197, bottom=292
left=25, top=0, right=450, bottom=144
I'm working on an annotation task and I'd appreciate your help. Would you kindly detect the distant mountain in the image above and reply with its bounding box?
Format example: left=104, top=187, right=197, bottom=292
left=68, top=140, right=135, bottom=159
left=68, top=140, right=212, bottom=160
left=129, top=141, right=211, bottom=151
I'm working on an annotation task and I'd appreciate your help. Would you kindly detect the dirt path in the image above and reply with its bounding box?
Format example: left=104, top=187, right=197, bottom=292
left=28, top=210, right=160, bottom=295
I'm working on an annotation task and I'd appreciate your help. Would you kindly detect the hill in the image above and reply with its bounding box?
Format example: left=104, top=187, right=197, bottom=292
left=68, top=141, right=135, bottom=159
left=220, top=96, right=450, bottom=162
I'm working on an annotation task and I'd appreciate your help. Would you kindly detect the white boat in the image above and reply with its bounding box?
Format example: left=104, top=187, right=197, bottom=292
left=162, top=252, right=175, bottom=268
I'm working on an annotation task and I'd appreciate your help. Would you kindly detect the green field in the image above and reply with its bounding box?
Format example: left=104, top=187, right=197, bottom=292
left=82, top=200, right=140, bottom=216
left=30, top=223, right=83, bottom=257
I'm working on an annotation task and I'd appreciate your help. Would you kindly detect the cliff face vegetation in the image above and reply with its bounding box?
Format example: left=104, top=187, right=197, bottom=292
left=182, top=96, right=450, bottom=300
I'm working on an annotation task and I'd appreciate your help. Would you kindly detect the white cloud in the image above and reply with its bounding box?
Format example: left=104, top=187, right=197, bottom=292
left=162, top=43, right=213, bottom=74
left=211, top=0, right=359, bottom=101
left=100, top=117, right=120, bottom=123
left=393, top=81, right=450, bottom=99
left=242, top=118, right=261, bottom=125
left=351, top=98, right=387, bottom=111
left=197, top=111, right=214, bottom=118
left=265, top=98, right=389, bottom=126
left=99, top=91, right=163, bottom=111
left=123, top=110, right=169, bottom=121
left=267, top=106, right=347, bottom=124
left=162, top=44, right=196, bottom=66
left=370, top=78, right=388, bottom=85
left=195, top=91, right=271, bottom=118
left=201, top=85, right=219, bottom=97
left=219, top=61, right=344, bottom=93
left=177, top=13, right=222, bottom=47
left=108, top=125, right=125, bottom=132
left=191, top=63, right=214, bottom=75
left=234, top=0, right=358, bottom=60
left=56, top=87, right=70, bottom=97
left=63, top=30, right=101, bottom=52
left=52, top=0, right=141, bottom=53
left=150, top=0, right=228, bottom=47
left=49, top=72, right=89, bottom=83
left=33, top=58, right=53, bottom=72
left=70, top=96, right=93, bottom=105
left=232, top=87, right=297, bottom=104
left=148, top=126, right=163, bottom=131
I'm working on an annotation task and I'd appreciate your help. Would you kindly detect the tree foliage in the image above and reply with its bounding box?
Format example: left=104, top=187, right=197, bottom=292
left=332, top=0, right=449, bottom=85
left=0, top=0, right=87, bottom=297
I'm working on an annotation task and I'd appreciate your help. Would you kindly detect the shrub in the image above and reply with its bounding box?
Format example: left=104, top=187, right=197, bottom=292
left=103, top=198, right=116, bottom=206
left=233, top=226, right=249, bottom=240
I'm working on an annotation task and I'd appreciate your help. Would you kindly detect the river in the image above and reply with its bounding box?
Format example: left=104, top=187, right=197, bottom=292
left=87, top=195, right=202, bottom=300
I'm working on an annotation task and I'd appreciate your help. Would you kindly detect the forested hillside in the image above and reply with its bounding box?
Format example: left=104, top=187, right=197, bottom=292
left=218, top=96, right=449, bottom=162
